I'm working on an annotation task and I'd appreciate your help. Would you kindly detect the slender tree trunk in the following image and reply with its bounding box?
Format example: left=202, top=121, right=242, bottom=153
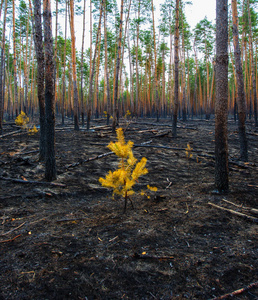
left=104, top=2, right=111, bottom=125
left=33, top=0, right=46, bottom=160
left=70, top=0, right=79, bottom=130
left=61, top=0, right=67, bottom=126
left=151, top=0, right=159, bottom=122
left=112, top=0, right=124, bottom=133
left=87, top=0, right=103, bottom=130
left=54, top=0, right=58, bottom=109
left=0, top=0, right=7, bottom=133
left=43, top=0, right=57, bottom=181
left=12, top=0, right=19, bottom=118
left=215, top=0, right=229, bottom=192
left=247, top=0, right=257, bottom=126
left=172, top=0, right=180, bottom=137
left=80, top=0, right=86, bottom=126
left=231, top=0, right=248, bottom=161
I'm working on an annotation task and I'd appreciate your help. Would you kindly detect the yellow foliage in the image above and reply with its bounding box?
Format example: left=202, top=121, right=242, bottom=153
left=99, top=128, right=148, bottom=199
left=147, top=185, right=158, bottom=192
left=185, top=143, right=193, bottom=159
left=15, top=111, right=29, bottom=128
left=28, top=125, right=38, bottom=135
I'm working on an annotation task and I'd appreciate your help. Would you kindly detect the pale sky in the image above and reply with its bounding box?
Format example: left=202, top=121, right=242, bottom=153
left=56, top=0, right=217, bottom=51
left=184, top=0, right=216, bottom=29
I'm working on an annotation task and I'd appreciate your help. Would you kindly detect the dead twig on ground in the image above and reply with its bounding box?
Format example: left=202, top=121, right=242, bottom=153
left=0, top=222, right=26, bottom=236
left=56, top=217, right=88, bottom=223
left=208, top=202, right=258, bottom=223
left=0, top=129, right=22, bottom=139
left=132, top=253, right=174, bottom=260
left=0, top=177, right=66, bottom=187
left=211, top=281, right=258, bottom=299
left=0, top=234, right=21, bottom=243
left=221, top=199, right=258, bottom=215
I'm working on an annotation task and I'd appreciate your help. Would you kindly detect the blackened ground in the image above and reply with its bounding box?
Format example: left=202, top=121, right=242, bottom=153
left=0, top=117, right=257, bottom=299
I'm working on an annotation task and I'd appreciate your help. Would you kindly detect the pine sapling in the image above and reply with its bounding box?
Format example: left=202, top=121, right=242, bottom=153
left=99, top=128, right=148, bottom=213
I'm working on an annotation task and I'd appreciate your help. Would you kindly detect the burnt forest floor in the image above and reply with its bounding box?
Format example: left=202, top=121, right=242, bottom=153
left=0, top=117, right=257, bottom=300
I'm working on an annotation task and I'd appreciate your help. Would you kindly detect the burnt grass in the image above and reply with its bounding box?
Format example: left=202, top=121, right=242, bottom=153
left=0, top=117, right=257, bottom=300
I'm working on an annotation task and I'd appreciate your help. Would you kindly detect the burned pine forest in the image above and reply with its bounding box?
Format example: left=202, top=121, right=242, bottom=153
left=0, top=0, right=257, bottom=299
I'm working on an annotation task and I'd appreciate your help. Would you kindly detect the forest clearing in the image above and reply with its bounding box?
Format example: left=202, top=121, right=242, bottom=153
left=0, top=117, right=257, bottom=299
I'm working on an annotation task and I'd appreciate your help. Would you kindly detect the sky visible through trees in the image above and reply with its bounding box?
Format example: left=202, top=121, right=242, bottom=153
left=0, top=0, right=257, bottom=131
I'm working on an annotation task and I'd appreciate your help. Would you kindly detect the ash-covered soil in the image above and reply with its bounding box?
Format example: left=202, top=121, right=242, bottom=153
left=0, top=117, right=257, bottom=299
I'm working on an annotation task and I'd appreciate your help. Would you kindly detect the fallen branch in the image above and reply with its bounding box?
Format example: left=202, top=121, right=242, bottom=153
left=0, top=234, right=21, bottom=243
left=0, top=129, right=22, bottom=139
left=0, top=222, right=26, bottom=236
left=68, top=140, right=154, bottom=169
left=208, top=202, right=258, bottom=223
left=221, top=199, right=258, bottom=215
left=0, top=177, right=66, bottom=187
left=132, top=253, right=174, bottom=260
left=211, top=281, right=258, bottom=299
left=66, top=151, right=114, bottom=168
left=56, top=217, right=88, bottom=223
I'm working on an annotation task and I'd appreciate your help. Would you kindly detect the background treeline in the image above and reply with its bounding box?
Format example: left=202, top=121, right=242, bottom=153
left=0, top=0, right=257, bottom=127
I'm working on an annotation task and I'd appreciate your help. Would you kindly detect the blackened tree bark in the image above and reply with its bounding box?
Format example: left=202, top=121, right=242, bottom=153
left=33, top=0, right=46, bottom=161
left=172, top=0, right=180, bottom=137
left=43, top=0, right=57, bottom=181
left=231, top=0, right=248, bottom=161
left=215, top=0, right=229, bottom=192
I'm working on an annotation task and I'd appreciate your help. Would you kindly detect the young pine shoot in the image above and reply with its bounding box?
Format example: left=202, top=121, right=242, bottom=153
left=15, top=111, right=29, bottom=129
left=99, top=128, right=148, bottom=213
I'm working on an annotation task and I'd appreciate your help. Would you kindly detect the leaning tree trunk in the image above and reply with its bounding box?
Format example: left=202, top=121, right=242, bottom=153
left=172, top=0, right=180, bottom=137
left=43, top=0, right=57, bottom=181
left=231, top=0, right=248, bottom=161
left=215, top=0, right=229, bottom=192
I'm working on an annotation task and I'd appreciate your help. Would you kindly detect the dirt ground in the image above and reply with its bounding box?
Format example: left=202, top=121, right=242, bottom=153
left=0, top=117, right=257, bottom=300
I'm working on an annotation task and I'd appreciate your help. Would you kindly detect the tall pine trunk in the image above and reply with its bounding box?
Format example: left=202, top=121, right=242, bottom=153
left=215, top=0, right=229, bottom=192
left=172, top=0, right=179, bottom=137
left=112, top=0, right=124, bottom=133
left=43, top=0, right=57, bottom=181
left=70, top=0, right=79, bottom=130
left=231, top=0, right=248, bottom=161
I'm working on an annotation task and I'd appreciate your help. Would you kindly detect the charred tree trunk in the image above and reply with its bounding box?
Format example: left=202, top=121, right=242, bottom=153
left=215, top=0, right=229, bottom=192
left=33, top=0, right=46, bottom=161
left=43, top=0, right=57, bottom=181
